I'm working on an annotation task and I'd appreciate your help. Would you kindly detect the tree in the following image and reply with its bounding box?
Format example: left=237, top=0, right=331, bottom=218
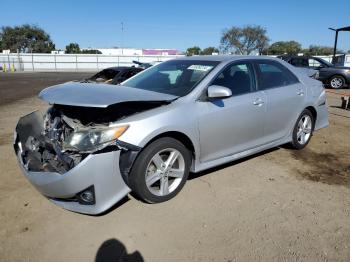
left=303, top=45, right=334, bottom=56
left=256, top=35, right=269, bottom=55
left=267, top=41, right=301, bottom=55
left=65, top=43, right=81, bottom=54
left=220, top=25, right=269, bottom=55
left=200, top=47, right=219, bottom=55
left=186, top=46, right=201, bottom=56
left=0, top=24, right=55, bottom=53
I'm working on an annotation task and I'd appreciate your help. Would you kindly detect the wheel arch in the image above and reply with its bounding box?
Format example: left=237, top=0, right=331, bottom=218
left=328, top=74, right=347, bottom=84
left=142, top=131, right=196, bottom=164
left=119, top=131, right=197, bottom=185
left=305, top=106, right=317, bottom=122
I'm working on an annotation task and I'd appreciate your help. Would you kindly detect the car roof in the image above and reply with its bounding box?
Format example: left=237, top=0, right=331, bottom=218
left=174, top=55, right=281, bottom=63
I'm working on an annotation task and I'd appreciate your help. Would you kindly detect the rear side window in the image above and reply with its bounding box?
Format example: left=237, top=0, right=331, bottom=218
left=256, top=61, right=299, bottom=90
left=211, top=63, right=255, bottom=96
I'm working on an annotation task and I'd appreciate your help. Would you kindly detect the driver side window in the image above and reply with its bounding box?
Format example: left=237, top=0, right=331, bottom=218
left=211, top=63, right=255, bottom=96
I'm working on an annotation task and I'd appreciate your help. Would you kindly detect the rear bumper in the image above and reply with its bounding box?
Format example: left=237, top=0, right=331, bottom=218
left=314, top=97, right=329, bottom=131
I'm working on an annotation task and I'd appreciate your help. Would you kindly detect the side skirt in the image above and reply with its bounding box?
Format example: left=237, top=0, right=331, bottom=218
left=193, top=138, right=289, bottom=173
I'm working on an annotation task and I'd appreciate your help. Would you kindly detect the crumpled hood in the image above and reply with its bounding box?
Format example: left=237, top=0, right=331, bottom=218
left=39, top=82, right=178, bottom=108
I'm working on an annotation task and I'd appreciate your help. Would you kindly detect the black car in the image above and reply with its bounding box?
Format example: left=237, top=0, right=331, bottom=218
left=279, top=55, right=350, bottom=89
left=83, top=66, right=143, bottom=85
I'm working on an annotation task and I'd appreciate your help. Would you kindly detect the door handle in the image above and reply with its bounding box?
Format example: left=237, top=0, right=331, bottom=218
left=253, top=98, right=264, bottom=106
left=297, top=89, right=304, bottom=96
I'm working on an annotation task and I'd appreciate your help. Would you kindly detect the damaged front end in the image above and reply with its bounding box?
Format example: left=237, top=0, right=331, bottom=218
left=14, top=101, right=167, bottom=175
left=13, top=101, right=171, bottom=214
left=15, top=109, right=85, bottom=174
left=13, top=81, right=177, bottom=214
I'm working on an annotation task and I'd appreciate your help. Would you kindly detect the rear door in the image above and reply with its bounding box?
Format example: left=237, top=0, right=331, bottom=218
left=254, top=60, right=305, bottom=142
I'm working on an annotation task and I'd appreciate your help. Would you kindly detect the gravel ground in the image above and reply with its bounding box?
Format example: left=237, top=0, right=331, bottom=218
left=0, top=73, right=349, bottom=262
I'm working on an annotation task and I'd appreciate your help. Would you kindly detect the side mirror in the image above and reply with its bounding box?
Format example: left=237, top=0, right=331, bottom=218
left=207, top=85, right=232, bottom=99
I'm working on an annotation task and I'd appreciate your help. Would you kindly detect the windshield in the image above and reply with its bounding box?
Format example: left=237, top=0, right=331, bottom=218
left=121, top=60, right=220, bottom=96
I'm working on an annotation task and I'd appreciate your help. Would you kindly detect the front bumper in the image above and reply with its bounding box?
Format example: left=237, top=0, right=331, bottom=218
left=16, top=146, right=131, bottom=214
left=14, top=112, right=131, bottom=215
left=17, top=150, right=130, bottom=214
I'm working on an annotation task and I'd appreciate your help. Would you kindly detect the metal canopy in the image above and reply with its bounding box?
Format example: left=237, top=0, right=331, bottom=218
left=328, top=26, right=350, bottom=63
left=334, top=26, right=350, bottom=32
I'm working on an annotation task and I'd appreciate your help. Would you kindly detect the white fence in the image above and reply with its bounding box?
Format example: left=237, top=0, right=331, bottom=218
left=1, top=53, right=349, bottom=72
left=0, top=53, right=184, bottom=72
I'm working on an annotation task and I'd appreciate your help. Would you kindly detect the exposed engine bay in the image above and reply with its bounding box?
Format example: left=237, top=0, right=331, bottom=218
left=14, top=101, right=168, bottom=174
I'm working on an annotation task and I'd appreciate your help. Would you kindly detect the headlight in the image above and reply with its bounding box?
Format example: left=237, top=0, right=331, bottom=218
left=64, top=125, right=128, bottom=152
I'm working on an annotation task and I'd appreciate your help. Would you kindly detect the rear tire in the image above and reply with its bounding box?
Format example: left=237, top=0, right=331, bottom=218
left=329, top=75, right=346, bottom=89
left=289, top=109, right=314, bottom=150
left=129, top=137, right=191, bottom=203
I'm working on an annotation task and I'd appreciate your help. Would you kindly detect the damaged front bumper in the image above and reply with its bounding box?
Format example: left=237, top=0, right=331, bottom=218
left=14, top=111, right=132, bottom=215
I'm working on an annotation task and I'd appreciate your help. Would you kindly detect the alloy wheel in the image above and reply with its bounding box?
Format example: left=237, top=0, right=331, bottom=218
left=297, top=115, right=312, bottom=145
left=145, top=148, right=185, bottom=196
left=330, top=77, right=343, bottom=89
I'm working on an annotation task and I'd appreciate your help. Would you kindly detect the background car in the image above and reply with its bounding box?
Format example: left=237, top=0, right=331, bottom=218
left=82, top=66, right=143, bottom=85
left=279, top=55, right=350, bottom=89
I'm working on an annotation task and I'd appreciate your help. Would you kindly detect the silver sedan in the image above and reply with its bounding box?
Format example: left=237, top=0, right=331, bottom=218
left=14, top=56, right=328, bottom=214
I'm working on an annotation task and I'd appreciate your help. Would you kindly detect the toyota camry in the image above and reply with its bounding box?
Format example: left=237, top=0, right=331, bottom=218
left=14, top=56, right=328, bottom=214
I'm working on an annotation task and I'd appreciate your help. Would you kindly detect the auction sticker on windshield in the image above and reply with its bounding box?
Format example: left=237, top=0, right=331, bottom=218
left=187, top=65, right=213, bottom=71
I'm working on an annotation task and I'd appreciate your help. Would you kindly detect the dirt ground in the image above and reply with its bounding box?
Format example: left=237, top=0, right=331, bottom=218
left=0, top=72, right=349, bottom=262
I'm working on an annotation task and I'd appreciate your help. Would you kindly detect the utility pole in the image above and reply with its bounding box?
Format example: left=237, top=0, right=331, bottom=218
left=329, top=27, right=337, bottom=64
left=121, top=22, right=124, bottom=55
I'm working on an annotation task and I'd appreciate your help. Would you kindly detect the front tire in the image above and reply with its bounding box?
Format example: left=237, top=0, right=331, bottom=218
left=329, top=75, right=346, bottom=89
left=289, top=109, right=314, bottom=150
left=129, top=137, right=191, bottom=203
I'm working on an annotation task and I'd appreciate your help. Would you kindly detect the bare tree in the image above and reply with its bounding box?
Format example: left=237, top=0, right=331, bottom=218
left=220, top=25, right=269, bottom=55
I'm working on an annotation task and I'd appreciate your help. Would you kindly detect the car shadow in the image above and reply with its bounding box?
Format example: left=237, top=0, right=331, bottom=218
left=95, top=238, right=144, bottom=262
left=189, top=147, right=280, bottom=180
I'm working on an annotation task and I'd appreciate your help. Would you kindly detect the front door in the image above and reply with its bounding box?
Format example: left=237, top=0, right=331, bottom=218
left=197, top=62, right=266, bottom=163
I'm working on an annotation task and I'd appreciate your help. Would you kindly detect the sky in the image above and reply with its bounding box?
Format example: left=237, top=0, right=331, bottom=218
left=1, top=0, right=350, bottom=52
